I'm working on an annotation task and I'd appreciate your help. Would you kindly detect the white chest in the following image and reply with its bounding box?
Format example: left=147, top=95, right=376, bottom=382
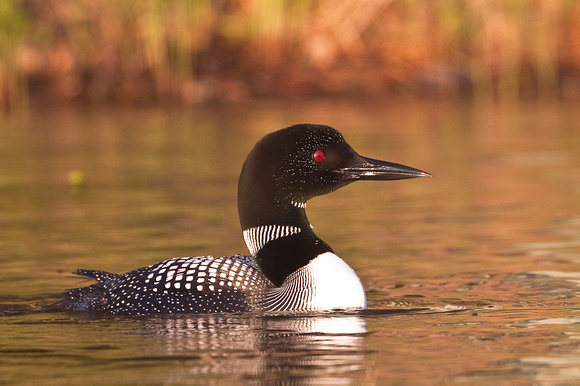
left=263, top=252, right=367, bottom=312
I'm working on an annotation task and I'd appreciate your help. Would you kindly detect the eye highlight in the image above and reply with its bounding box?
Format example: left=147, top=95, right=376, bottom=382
left=313, top=150, right=325, bottom=162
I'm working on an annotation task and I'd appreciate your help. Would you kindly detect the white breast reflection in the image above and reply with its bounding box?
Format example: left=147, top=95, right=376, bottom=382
left=134, top=314, right=367, bottom=382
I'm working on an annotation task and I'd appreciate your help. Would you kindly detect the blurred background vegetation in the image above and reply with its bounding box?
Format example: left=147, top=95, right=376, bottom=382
left=2, top=0, right=580, bottom=112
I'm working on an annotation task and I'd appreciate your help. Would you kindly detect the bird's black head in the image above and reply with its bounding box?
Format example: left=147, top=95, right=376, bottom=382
left=238, top=124, right=430, bottom=230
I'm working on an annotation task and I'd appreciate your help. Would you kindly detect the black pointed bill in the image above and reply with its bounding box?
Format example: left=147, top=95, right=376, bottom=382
left=340, top=156, right=432, bottom=181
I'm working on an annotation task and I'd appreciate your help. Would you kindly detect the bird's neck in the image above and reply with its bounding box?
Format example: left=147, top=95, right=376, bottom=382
left=240, top=201, right=332, bottom=286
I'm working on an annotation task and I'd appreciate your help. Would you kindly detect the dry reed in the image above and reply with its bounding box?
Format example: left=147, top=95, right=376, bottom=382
left=1, top=0, right=580, bottom=111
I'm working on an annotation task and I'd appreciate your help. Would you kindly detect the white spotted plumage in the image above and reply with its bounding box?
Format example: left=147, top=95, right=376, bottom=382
left=144, top=255, right=267, bottom=293
left=64, top=254, right=273, bottom=315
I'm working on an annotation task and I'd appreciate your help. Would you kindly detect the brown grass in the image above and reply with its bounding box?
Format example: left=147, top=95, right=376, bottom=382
left=2, top=0, right=580, bottom=111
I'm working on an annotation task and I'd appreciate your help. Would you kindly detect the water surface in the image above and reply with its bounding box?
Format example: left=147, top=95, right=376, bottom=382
left=1, top=101, right=580, bottom=384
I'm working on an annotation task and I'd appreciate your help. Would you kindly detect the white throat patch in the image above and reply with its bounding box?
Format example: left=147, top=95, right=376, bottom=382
left=243, top=225, right=301, bottom=256
left=291, top=201, right=306, bottom=209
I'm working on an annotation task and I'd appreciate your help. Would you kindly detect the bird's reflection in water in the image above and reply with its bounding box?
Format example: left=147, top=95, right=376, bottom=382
left=133, top=313, right=368, bottom=382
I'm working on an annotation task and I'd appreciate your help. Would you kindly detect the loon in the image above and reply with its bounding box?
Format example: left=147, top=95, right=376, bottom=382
left=63, top=124, right=430, bottom=315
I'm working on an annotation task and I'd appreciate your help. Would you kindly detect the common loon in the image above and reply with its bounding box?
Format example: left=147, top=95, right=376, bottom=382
left=63, top=124, right=430, bottom=315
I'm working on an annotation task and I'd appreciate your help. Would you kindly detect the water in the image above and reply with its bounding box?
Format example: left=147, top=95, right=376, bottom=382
left=1, top=100, right=580, bottom=384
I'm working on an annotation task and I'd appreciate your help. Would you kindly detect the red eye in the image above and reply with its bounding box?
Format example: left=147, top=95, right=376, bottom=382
left=313, top=150, right=325, bottom=162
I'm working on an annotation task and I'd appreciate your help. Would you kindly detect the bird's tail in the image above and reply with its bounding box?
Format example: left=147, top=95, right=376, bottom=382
left=61, top=269, right=120, bottom=312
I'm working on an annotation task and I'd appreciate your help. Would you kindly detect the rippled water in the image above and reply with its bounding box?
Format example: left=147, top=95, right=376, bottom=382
left=1, top=101, right=580, bottom=384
